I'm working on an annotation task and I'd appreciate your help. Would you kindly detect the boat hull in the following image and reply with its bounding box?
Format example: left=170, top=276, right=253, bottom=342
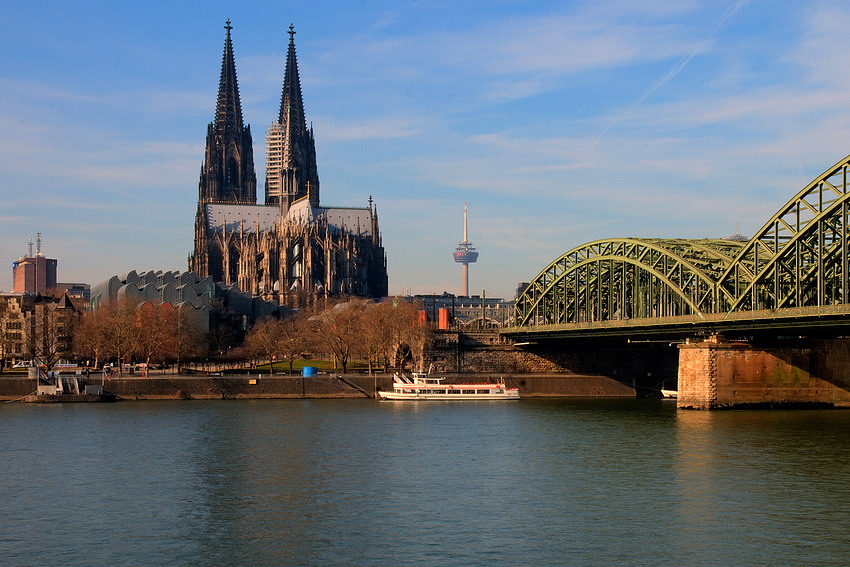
left=381, top=372, right=520, bottom=401
left=22, top=393, right=118, bottom=403
left=378, top=390, right=519, bottom=401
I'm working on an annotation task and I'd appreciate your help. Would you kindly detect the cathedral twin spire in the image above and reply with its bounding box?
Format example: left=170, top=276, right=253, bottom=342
left=267, top=24, right=320, bottom=211
left=215, top=20, right=245, bottom=139
left=197, top=19, right=257, bottom=205
left=198, top=20, right=318, bottom=211
left=192, top=22, right=388, bottom=299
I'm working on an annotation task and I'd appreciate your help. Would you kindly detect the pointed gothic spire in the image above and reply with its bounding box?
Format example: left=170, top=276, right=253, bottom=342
left=265, top=24, right=319, bottom=209
left=215, top=19, right=245, bottom=137
left=192, top=20, right=258, bottom=279
left=196, top=19, right=257, bottom=206
left=279, top=24, right=306, bottom=127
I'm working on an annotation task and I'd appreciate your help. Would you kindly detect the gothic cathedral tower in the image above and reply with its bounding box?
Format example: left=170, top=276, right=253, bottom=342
left=199, top=19, right=256, bottom=204
left=190, top=22, right=388, bottom=302
left=265, top=25, right=320, bottom=214
left=190, top=20, right=256, bottom=278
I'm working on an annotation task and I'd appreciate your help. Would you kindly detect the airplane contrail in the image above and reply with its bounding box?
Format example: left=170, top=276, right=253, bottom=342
left=593, top=0, right=751, bottom=143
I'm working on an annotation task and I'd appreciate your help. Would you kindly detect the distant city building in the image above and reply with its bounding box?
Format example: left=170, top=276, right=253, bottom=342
left=723, top=224, right=749, bottom=242
left=12, top=234, right=57, bottom=295
left=13, top=255, right=57, bottom=295
left=0, top=292, right=79, bottom=368
left=414, top=292, right=513, bottom=329
left=452, top=203, right=479, bottom=297
left=515, top=282, right=530, bottom=299
left=54, top=283, right=91, bottom=303
left=11, top=233, right=90, bottom=303
left=190, top=22, right=387, bottom=307
left=0, top=294, right=28, bottom=364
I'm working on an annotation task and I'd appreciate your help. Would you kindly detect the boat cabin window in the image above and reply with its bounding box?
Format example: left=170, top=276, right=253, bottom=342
left=462, top=389, right=475, bottom=394
left=477, top=389, right=490, bottom=394
left=433, top=390, right=446, bottom=394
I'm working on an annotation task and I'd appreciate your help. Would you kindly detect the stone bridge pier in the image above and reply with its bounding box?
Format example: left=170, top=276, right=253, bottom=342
left=677, top=335, right=850, bottom=409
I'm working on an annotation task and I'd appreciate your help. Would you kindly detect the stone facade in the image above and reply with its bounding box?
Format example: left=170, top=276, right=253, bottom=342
left=0, top=294, right=28, bottom=364
left=0, top=293, right=79, bottom=370
left=190, top=22, right=387, bottom=307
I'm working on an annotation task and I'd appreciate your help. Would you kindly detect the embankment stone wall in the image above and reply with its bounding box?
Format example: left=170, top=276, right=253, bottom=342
left=0, top=372, right=634, bottom=400
left=0, top=375, right=390, bottom=401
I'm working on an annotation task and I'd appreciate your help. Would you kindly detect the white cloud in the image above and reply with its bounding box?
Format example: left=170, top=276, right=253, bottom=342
left=787, top=2, right=850, bottom=90
left=316, top=115, right=424, bottom=141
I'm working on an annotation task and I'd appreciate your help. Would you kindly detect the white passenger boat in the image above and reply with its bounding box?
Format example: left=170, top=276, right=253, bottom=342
left=378, top=372, right=520, bottom=401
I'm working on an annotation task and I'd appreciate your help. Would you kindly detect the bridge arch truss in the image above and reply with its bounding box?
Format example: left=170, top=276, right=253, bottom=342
left=515, top=238, right=743, bottom=327
left=717, top=155, right=850, bottom=313
left=515, top=154, right=850, bottom=329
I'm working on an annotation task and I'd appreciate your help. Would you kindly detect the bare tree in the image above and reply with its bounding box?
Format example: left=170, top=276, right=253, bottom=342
left=277, top=311, right=311, bottom=374
left=135, top=302, right=174, bottom=377
left=77, top=299, right=209, bottom=377
left=394, top=299, right=431, bottom=371
left=74, top=308, right=109, bottom=369
left=28, top=296, right=79, bottom=373
left=370, top=299, right=431, bottom=371
left=310, top=298, right=367, bottom=374
left=245, top=318, right=284, bottom=375
left=358, top=301, right=396, bottom=374
left=96, top=298, right=142, bottom=378
left=169, top=308, right=207, bottom=373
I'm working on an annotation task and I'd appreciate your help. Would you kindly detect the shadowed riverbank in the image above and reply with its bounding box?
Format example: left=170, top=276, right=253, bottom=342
left=0, top=373, right=634, bottom=400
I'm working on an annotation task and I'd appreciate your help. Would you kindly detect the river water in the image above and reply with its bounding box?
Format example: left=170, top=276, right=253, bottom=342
left=2, top=398, right=850, bottom=566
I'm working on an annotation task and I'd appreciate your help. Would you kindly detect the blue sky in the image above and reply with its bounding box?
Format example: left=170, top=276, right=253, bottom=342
left=3, top=1, right=850, bottom=299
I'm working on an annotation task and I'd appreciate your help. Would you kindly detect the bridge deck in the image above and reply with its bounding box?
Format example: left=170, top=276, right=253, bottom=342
left=503, top=304, right=850, bottom=340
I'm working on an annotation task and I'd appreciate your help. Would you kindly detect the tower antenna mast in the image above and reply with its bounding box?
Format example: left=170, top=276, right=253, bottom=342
left=452, top=202, right=479, bottom=297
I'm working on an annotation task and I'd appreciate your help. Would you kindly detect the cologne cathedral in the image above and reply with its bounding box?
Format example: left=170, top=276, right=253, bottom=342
left=190, top=22, right=388, bottom=306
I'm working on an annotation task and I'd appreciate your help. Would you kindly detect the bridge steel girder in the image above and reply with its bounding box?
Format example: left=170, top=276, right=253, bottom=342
left=513, top=154, right=850, bottom=336
left=514, top=238, right=743, bottom=327
left=719, top=154, right=850, bottom=313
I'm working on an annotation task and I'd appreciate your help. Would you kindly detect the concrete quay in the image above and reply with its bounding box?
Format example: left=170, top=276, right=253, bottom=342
left=0, top=372, right=633, bottom=401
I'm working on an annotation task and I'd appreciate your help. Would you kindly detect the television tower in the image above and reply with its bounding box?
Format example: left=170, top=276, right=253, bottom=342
left=452, top=203, right=479, bottom=297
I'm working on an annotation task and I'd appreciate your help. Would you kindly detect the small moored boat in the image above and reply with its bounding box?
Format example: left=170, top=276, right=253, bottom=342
left=22, top=371, right=117, bottom=403
left=378, top=372, right=519, bottom=401
left=660, top=389, right=678, bottom=399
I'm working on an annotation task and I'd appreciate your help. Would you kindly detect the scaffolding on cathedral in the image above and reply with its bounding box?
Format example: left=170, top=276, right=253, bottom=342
left=190, top=21, right=388, bottom=307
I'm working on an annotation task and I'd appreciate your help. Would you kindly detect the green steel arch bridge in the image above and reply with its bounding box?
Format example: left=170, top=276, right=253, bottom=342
left=506, top=154, right=850, bottom=341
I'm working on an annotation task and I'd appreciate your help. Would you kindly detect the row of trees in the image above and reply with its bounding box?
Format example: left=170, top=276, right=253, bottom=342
left=36, top=296, right=431, bottom=377
left=244, top=298, right=431, bottom=374
left=74, top=299, right=207, bottom=377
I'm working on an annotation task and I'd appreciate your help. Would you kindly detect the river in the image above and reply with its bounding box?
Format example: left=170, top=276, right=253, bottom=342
left=2, top=398, right=850, bottom=566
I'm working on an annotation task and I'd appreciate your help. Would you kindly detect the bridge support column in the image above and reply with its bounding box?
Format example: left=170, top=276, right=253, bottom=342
left=677, top=335, right=850, bottom=409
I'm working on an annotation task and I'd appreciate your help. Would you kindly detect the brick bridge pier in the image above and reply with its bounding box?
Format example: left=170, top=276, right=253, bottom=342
left=677, top=335, right=850, bottom=409
left=429, top=331, right=850, bottom=408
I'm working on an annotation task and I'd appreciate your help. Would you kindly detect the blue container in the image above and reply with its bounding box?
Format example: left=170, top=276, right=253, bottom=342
left=302, top=366, right=317, bottom=377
